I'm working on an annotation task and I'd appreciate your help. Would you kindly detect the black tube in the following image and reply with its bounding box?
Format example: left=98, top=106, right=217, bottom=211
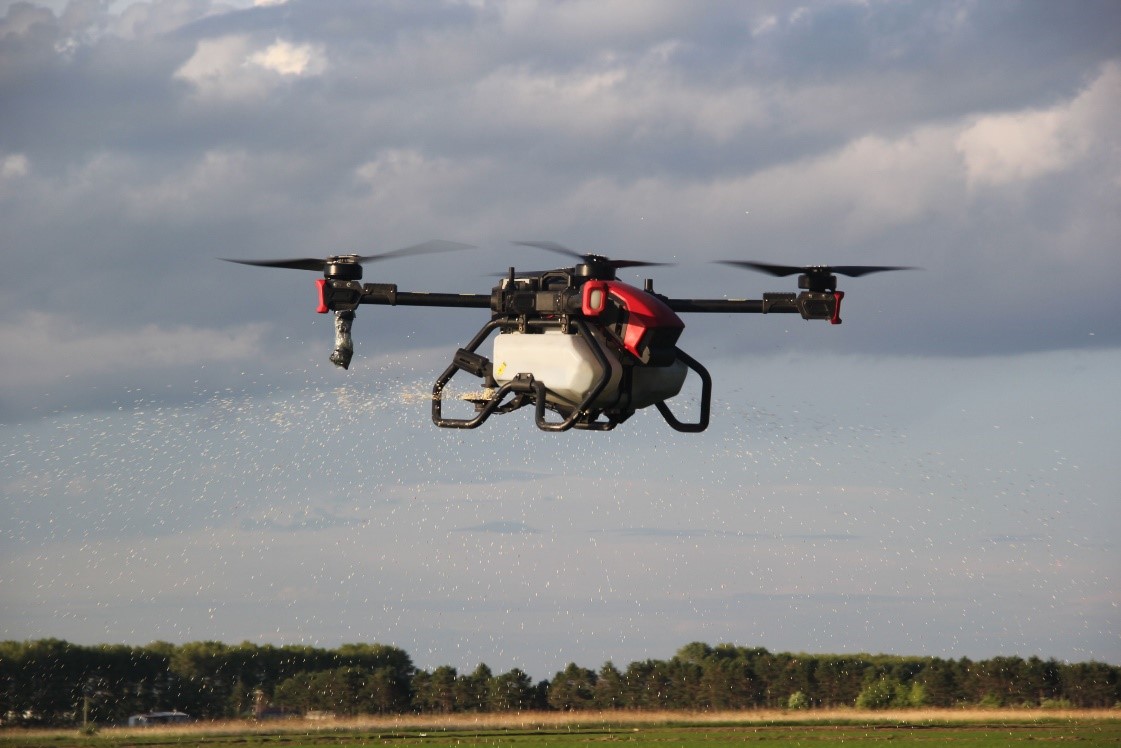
left=663, top=297, right=799, bottom=314
left=360, top=287, right=491, bottom=308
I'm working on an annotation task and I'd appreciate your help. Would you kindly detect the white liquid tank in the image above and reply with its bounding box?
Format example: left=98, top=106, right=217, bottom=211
left=492, top=329, right=686, bottom=411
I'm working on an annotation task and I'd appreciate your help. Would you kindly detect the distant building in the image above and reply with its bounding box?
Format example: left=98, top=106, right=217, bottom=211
left=127, top=711, right=190, bottom=727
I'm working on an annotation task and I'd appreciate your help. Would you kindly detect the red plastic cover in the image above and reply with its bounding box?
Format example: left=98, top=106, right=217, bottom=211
left=831, top=291, right=844, bottom=325
left=605, top=281, right=684, bottom=360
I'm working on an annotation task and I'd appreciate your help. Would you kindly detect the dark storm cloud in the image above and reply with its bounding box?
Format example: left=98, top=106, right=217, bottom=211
left=1, top=0, right=1119, bottom=423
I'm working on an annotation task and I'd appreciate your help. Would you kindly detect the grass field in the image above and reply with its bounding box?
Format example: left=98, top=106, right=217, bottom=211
left=3, top=709, right=1119, bottom=747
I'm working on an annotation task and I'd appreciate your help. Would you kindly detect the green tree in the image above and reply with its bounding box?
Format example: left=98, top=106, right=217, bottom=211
left=1061, top=661, right=1120, bottom=708
left=362, top=667, right=411, bottom=713
left=787, top=690, right=810, bottom=710
left=674, top=643, right=714, bottom=667
left=455, top=664, right=492, bottom=712
left=594, top=662, right=626, bottom=709
left=624, top=660, right=670, bottom=709
left=548, top=664, right=597, bottom=711
left=414, top=666, right=458, bottom=713
left=1022, top=657, right=1062, bottom=705
left=489, top=668, right=535, bottom=711
left=916, top=658, right=963, bottom=707
left=272, top=673, right=313, bottom=713
left=697, top=657, right=760, bottom=709
left=855, top=677, right=921, bottom=710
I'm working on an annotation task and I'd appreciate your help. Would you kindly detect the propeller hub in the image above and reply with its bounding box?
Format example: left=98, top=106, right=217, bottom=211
left=325, top=256, right=363, bottom=281
left=574, top=256, right=616, bottom=280
left=799, top=270, right=838, bottom=292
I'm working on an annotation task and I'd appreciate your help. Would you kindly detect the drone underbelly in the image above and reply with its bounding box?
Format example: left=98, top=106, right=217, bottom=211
left=492, top=330, right=686, bottom=411
left=628, top=358, right=689, bottom=409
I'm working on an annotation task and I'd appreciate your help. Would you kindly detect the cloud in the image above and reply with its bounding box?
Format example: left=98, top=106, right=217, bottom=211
left=3, top=2, right=1118, bottom=371
left=0, top=152, right=30, bottom=198
left=175, top=34, right=325, bottom=98
left=957, top=61, right=1121, bottom=187
left=465, top=58, right=770, bottom=146
left=0, top=3, right=54, bottom=38
left=0, top=312, right=266, bottom=391
left=122, top=148, right=318, bottom=224
left=248, top=38, right=326, bottom=76
left=174, top=34, right=254, bottom=91
left=494, top=0, right=691, bottom=42
left=522, top=60, right=1118, bottom=251
left=113, top=1, right=232, bottom=40
left=751, top=14, right=778, bottom=37
left=1, top=152, right=29, bottom=178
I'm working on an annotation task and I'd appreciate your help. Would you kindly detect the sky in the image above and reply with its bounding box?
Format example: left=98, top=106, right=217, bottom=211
left=1, top=0, right=1119, bottom=681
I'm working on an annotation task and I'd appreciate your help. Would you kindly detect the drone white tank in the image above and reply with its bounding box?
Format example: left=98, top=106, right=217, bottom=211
left=492, top=330, right=688, bottom=411
left=492, top=330, right=623, bottom=409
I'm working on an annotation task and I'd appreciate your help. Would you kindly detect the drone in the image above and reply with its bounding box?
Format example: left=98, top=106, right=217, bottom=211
left=225, top=240, right=910, bottom=432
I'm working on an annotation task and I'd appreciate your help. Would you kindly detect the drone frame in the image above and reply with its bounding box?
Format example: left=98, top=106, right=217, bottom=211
left=228, top=242, right=911, bottom=433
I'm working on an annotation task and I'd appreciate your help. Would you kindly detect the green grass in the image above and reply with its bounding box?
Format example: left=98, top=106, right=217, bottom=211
left=3, top=713, right=1119, bottom=748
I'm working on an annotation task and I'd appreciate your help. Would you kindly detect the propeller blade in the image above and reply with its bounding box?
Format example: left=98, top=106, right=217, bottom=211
left=222, top=240, right=475, bottom=272
left=512, top=240, right=671, bottom=269
left=830, top=265, right=917, bottom=277
left=610, top=259, right=672, bottom=269
left=718, top=260, right=915, bottom=277
left=355, top=239, right=476, bottom=264
left=512, top=240, right=583, bottom=259
left=221, top=257, right=330, bottom=271
left=717, top=260, right=804, bottom=276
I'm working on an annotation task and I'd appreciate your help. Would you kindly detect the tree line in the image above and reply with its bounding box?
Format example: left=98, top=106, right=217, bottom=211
left=1, top=639, right=1117, bottom=725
